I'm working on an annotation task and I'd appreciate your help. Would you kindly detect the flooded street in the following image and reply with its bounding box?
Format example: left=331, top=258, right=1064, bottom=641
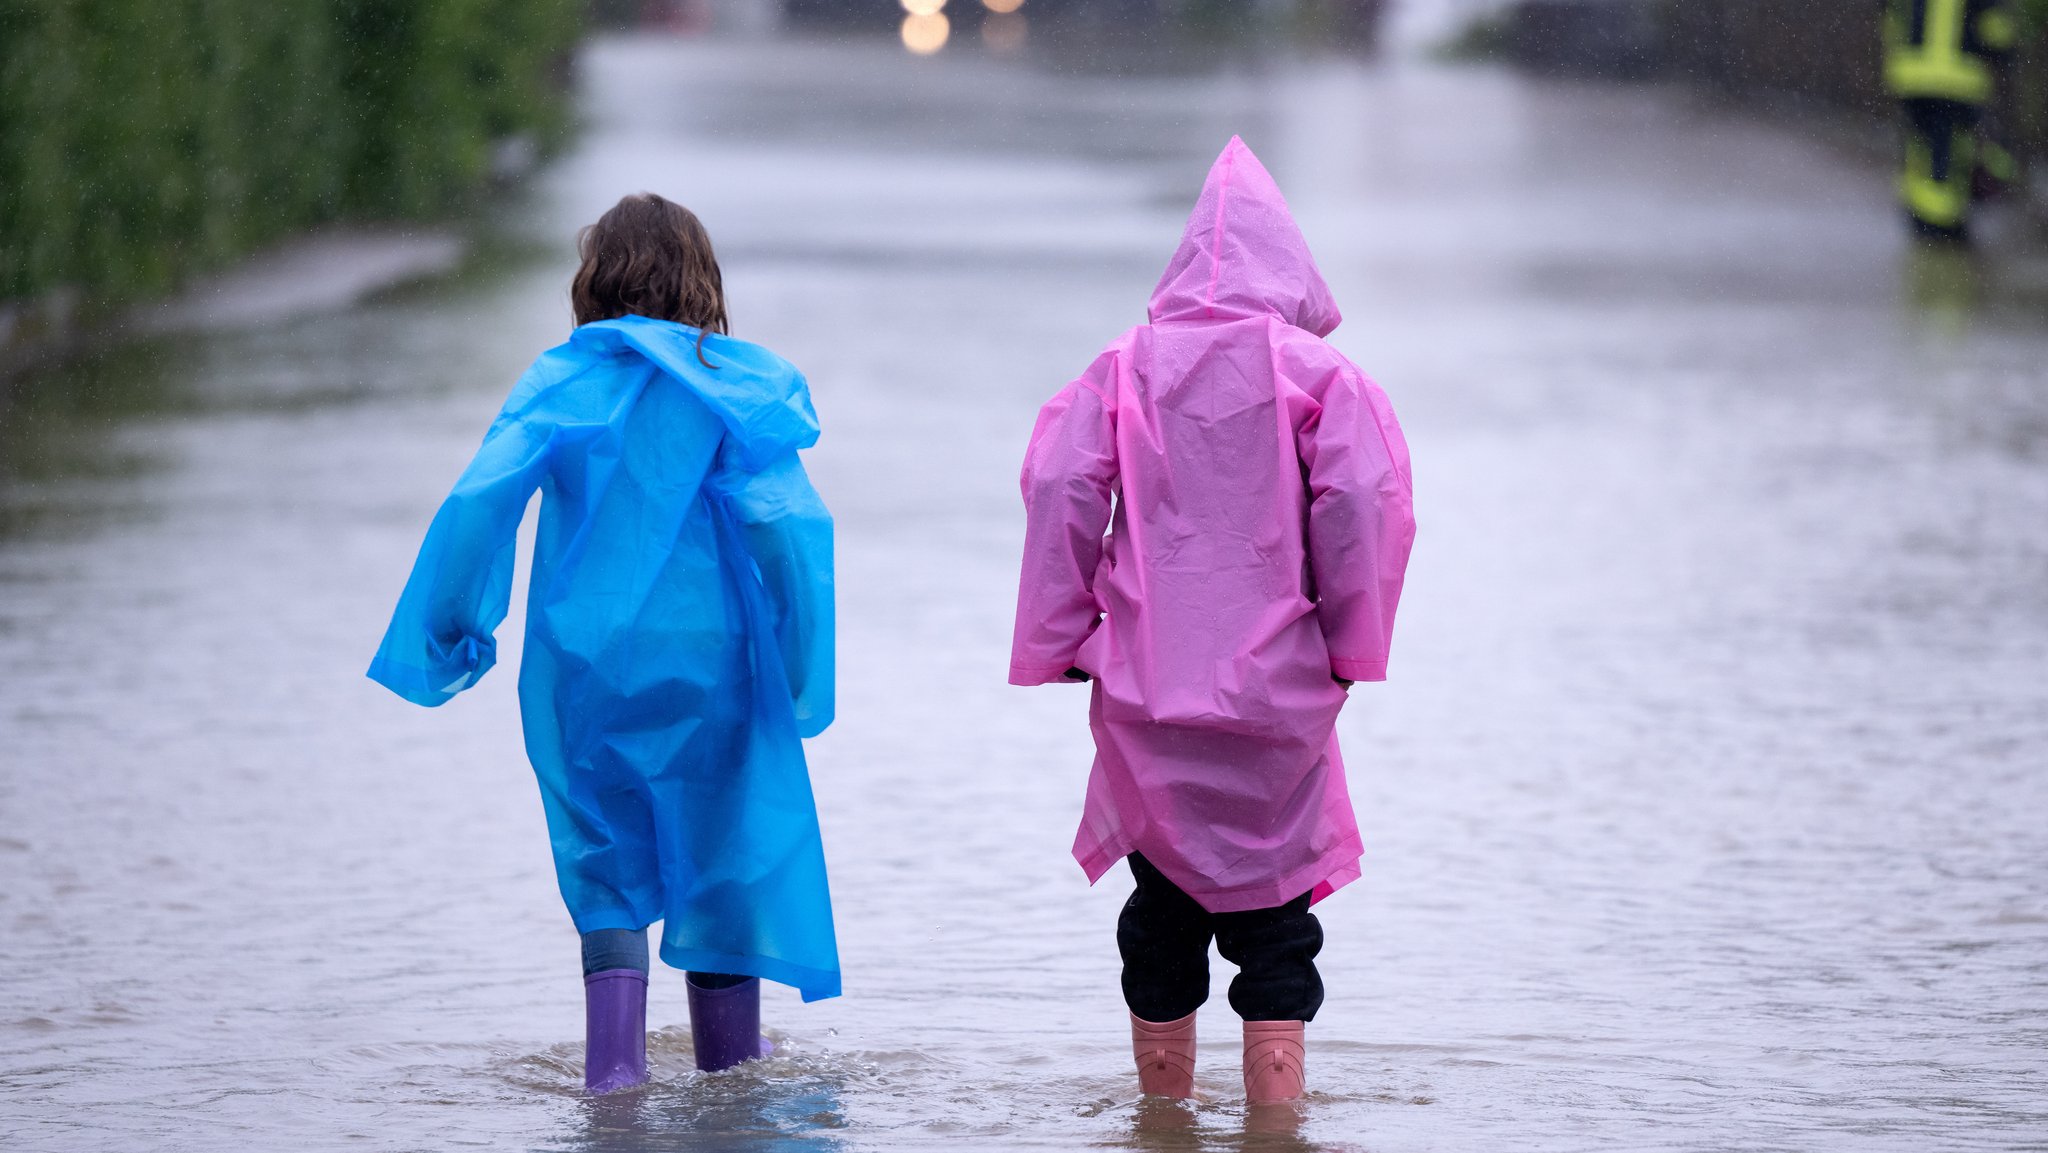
left=5, top=27, right=2048, bottom=1152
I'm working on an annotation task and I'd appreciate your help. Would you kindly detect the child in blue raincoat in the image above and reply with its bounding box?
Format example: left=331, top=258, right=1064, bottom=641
left=368, top=193, right=838, bottom=1091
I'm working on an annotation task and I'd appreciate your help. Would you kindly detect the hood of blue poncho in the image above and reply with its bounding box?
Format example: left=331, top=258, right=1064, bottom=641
left=569, top=315, right=818, bottom=470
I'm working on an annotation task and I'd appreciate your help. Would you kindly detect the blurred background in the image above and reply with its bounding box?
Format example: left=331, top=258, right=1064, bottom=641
left=3, top=3, right=2047, bottom=1152
left=8, top=0, right=2048, bottom=360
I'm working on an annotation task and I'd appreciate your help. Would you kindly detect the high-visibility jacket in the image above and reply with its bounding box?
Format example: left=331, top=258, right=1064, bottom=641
left=1885, top=0, right=2016, bottom=106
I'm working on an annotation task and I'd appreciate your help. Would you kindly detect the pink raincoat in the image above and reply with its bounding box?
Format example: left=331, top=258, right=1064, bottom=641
left=1010, top=137, right=1416, bottom=914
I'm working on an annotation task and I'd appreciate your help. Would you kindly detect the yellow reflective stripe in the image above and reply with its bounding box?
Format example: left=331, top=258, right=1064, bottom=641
left=1982, top=140, right=2017, bottom=181
left=1899, top=131, right=1973, bottom=227
left=1930, top=0, right=1964, bottom=53
left=1901, top=174, right=1966, bottom=225
left=1975, top=9, right=2015, bottom=49
left=1885, top=0, right=1994, bottom=102
left=1888, top=55, right=1993, bottom=102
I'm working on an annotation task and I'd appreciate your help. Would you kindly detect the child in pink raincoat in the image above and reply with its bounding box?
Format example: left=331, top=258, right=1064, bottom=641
left=1010, top=137, right=1415, bottom=1104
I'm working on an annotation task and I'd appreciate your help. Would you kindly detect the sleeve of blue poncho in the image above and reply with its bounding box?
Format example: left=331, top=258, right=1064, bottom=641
left=366, top=392, right=556, bottom=707
left=717, top=451, right=835, bottom=738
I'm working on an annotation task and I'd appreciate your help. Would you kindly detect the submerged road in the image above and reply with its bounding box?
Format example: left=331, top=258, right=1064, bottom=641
left=3, top=30, right=2047, bottom=1153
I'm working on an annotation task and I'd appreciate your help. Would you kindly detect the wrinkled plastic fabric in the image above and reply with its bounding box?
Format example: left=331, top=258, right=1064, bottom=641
left=369, top=316, right=840, bottom=1001
left=1010, top=137, right=1416, bottom=914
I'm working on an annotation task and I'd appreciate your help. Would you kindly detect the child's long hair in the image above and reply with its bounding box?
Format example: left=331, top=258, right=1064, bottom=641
left=571, top=193, right=729, bottom=367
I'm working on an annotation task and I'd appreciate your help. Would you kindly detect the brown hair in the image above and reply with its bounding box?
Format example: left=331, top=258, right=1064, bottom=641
left=571, top=193, right=729, bottom=367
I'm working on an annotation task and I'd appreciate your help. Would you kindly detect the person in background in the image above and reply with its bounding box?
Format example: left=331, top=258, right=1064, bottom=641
left=1009, top=137, right=1416, bottom=1106
left=1885, top=0, right=2018, bottom=242
left=368, top=193, right=839, bottom=1092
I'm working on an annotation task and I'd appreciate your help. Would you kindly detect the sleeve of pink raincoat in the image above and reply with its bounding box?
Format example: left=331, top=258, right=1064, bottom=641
left=1294, top=356, right=1415, bottom=683
left=1009, top=349, right=1120, bottom=686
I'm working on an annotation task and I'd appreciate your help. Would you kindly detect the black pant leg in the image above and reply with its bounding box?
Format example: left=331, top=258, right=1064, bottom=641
left=1901, top=97, right=1981, bottom=239
left=1925, top=99, right=1980, bottom=183
left=1117, top=853, right=1215, bottom=1023
left=1214, top=892, right=1324, bottom=1022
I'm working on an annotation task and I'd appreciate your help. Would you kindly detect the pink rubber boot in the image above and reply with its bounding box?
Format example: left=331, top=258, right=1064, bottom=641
left=1242, top=1020, right=1305, bottom=1104
left=1130, top=1011, right=1198, bottom=1099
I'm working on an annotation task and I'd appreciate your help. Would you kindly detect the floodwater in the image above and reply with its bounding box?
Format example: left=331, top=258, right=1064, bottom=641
left=5, top=29, right=2048, bottom=1153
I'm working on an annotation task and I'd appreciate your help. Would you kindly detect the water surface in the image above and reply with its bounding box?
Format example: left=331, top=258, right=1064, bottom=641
left=4, top=31, right=2047, bottom=1153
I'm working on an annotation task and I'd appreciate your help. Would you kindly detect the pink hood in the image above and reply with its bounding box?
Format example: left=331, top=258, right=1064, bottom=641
left=1147, top=135, right=1343, bottom=338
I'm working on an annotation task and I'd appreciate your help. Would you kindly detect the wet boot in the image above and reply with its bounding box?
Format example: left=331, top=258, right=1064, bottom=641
left=1242, top=1020, right=1305, bottom=1104
left=582, top=968, right=649, bottom=1093
left=686, top=974, right=771, bottom=1072
left=1130, top=1011, right=1198, bottom=1099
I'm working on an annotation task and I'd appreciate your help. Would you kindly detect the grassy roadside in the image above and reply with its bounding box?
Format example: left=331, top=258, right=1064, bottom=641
left=0, top=0, right=582, bottom=359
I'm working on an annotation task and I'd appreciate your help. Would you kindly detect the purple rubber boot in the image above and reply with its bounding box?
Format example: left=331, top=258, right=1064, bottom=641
left=583, top=968, right=649, bottom=1093
left=686, top=975, right=772, bottom=1072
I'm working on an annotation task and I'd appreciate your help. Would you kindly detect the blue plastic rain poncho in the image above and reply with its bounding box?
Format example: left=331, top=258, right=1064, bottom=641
left=368, top=315, right=839, bottom=1001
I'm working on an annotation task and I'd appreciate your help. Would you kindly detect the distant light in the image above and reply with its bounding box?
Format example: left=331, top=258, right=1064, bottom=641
left=983, top=12, right=1026, bottom=53
left=901, top=0, right=946, bottom=15
left=902, top=12, right=950, bottom=54
left=982, top=0, right=1024, bottom=12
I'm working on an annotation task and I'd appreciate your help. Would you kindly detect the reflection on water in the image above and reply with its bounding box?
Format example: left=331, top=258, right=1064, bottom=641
left=3, top=28, right=2047, bottom=1153
left=550, top=1059, right=852, bottom=1153
left=900, top=11, right=949, bottom=56
left=1116, top=1097, right=1347, bottom=1153
left=0, top=340, right=190, bottom=540
left=1902, top=242, right=1982, bottom=337
left=0, top=225, right=560, bottom=541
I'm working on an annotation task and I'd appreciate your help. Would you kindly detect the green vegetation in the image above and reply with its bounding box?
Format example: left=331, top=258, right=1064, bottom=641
left=1435, top=9, right=1514, bottom=62
left=0, top=0, right=582, bottom=306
